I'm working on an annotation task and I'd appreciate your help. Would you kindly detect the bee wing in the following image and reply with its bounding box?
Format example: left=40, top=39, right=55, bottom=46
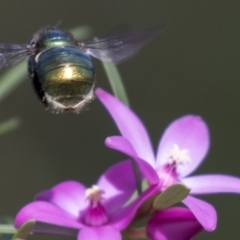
left=0, top=44, right=28, bottom=69
left=78, top=26, right=165, bottom=64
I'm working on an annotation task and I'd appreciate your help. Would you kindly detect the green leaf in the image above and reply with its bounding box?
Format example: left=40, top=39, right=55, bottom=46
left=153, top=184, right=190, bottom=210
left=102, top=62, right=130, bottom=106
left=0, top=62, right=27, bottom=103
left=0, top=118, right=20, bottom=136
left=11, top=220, right=35, bottom=240
left=70, top=25, right=93, bottom=40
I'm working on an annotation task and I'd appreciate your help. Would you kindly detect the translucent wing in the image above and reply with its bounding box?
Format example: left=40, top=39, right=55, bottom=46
left=0, top=43, right=28, bottom=70
left=78, top=26, right=165, bottom=63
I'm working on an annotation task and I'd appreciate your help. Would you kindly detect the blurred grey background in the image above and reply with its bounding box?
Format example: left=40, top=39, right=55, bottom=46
left=0, top=0, right=239, bottom=239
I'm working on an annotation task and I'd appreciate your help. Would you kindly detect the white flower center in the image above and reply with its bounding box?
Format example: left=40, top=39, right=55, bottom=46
left=167, top=144, right=190, bottom=166
left=85, top=185, right=104, bottom=208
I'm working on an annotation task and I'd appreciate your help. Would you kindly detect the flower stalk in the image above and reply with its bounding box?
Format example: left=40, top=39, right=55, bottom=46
left=102, top=62, right=142, bottom=195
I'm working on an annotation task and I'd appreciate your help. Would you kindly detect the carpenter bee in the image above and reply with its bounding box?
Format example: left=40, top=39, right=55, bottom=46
left=0, top=25, right=163, bottom=113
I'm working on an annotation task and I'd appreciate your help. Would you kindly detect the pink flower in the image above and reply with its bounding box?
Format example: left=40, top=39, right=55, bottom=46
left=96, top=88, right=240, bottom=232
left=14, top=159, right=203, bottom=240
left=146, top=207, right=202, bottom=240
left=123, top=207, right=203, bottom=240
left=15, top=160, right=160, bottom=240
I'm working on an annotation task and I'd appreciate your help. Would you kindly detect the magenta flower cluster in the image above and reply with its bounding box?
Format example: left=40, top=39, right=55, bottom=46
left=14, top=88, right=240, bottom=240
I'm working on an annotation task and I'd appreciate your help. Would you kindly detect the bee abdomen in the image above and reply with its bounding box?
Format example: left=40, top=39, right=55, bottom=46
left=35, top=47, right=94, bottom=109
left=36, top=47, right=93, bottom=86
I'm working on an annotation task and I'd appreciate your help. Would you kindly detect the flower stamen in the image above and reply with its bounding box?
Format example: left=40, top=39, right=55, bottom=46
left=85, top=185, right=104, bottom=208
left=167, top=144, right=190, bottom=166
left=156, top=145, right=191, bottom=190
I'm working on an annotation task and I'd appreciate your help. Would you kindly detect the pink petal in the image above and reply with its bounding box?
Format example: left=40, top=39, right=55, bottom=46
left=182, top=174, right=240, bottom=194
left=105, top=136, right=159, bottom=184
left=35, top=181, right=87, bottom=217
left=15, top=201, right=82, bottom=230
left=97, top=160, right=139, bottom=216
left=34, top=222, right=79, bottom=236
left=182, top=195, right=217, bottom=231
left=78, top=226, right=121, bottom=240
left=96, top=88, right=155, bottom=166
left=147, top=207, right=203, bottom=240
left=110, top=184, right=161, bottom=229
left=156, top=115, right=209, bottom=178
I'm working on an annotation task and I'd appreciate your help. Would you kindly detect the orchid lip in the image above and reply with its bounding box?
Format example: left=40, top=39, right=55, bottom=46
left=156, top=164, right=178, bottom=190
left=155, top=144, right=191, bottom=190
left=82, top=185, right=109, bottom=227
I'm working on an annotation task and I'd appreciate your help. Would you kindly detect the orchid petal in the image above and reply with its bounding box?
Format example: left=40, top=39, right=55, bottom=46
left=34, top=222, right=79, bottom=236
left=105, top=136, right=159, bottom=184
left=35, top=181, right=87, bottom=217
left=110, top=184, right=160, bottom=229
left=182, top=174, right=240, bottom=194
left=183, top=195, right=217, bottom=231
left=147, top=207, right=203, bottom=240
left=97, top=160, right=138, bottom=216
left=15, top=201, right=82, bottom=230
left=96, top=88, right=155, bottom=166
left=156, top=115, right=209, bottom=178
left=78, top=226, right=121, bottom=240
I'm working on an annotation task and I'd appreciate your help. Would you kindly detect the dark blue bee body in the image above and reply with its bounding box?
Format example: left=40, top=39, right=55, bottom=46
left=0, top=25, right=163, bottom=113
left=28, top=29, right=94, bottom=113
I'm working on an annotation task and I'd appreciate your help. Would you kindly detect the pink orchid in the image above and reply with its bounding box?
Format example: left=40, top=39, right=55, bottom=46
left=14, top=159, right=202, bottom=240
left=146, top=207, right=202, bottom=240
left=96, top=88, right=240, bottom=232
left=123, top=207, right=203, bottom=240
left=15, top=160, right=160, bottom=240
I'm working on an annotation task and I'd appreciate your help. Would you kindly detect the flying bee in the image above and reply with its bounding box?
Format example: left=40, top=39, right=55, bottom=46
left=0, top=25, right=163, bottom=113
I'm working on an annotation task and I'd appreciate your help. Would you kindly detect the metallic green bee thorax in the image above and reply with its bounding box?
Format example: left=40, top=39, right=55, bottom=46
left=36, top=29, right=76, bottom=51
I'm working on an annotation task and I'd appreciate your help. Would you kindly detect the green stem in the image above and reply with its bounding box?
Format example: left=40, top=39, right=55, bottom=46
left=70, top=25, right=93, bottom=40
left=0, top=62, right=27, bottom=103
left=102, top=62, right=130, bottom=106
left=12, top=220, right=35, bottom=240
left=0, top=224, right=16, bottom=234
left=131, top=160, right=142, bottom=195
left=0, top=118, right=20, bottom=136
left=102, top=62, right=142, bottom=195
left=72, top=26, right=142, bottom=194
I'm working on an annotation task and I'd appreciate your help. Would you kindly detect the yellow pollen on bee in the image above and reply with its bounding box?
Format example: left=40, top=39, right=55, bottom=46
left=85, top=185, right=104, bottom=208
left=167, top=144, right=191, bottom=165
